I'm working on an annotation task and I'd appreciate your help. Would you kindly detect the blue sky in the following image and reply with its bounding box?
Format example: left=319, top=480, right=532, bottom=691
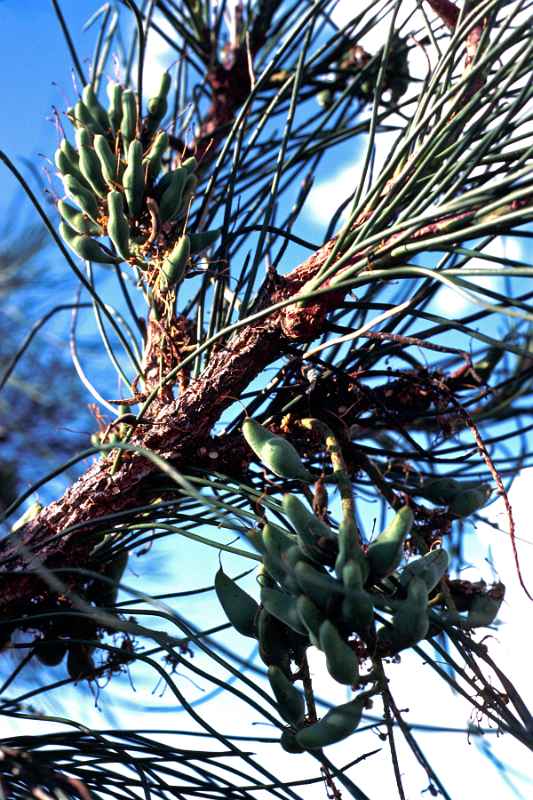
left=0, top=2, right=100, bottom=213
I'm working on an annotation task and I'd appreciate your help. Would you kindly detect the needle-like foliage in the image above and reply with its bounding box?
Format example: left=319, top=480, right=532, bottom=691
left=0, top=1, right=532, bottom=798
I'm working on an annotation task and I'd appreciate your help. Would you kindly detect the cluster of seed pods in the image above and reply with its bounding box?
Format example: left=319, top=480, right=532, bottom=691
left=55, top=75, right=219, bottom=293
left=215, top=420, right=504, bottom=751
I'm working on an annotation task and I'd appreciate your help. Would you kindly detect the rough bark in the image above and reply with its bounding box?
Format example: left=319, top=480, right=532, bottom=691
left=0, top=237, right=339, bottom=625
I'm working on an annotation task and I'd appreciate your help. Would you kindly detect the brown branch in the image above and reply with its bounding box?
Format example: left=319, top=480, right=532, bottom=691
left=425, top=0, right=460, bottom=30
left=178, top=1, right=283, bottom=159
left=425, top=0, right=487, bottom=98
left=0, top=245, right=335, bottom=625
left=1, top=187, right=529, bottom=633
left=464, top=1, right=486, bottom=71
left=385, top=688, right=449, bottom=797
left=380, top=676, right=407, bottom=800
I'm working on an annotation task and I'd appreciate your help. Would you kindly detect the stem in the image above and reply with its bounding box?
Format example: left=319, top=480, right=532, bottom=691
left=298, top=650, right=318, bottom=723
left=375, top=659, right=407, bottom=800
left=300, top=417, right=362, bottom=548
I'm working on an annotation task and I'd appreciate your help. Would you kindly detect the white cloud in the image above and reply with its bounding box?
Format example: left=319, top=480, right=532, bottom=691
left=305, top=162, right=362, bottom=225
left=432, top=236, right=521, bottom=317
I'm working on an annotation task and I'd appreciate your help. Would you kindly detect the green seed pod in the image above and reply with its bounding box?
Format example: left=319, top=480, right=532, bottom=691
left=341, top=561, right=374, bottom=637
left=189, top=228, right=221, bottom=255
left=215, top=567, right=259, bottom=638
left=60, top=221, right=117, bottom=264
left=242, top=418, right=273, bottom=452
left=82, top=84, right=110, bottom=131
left=57, top=138, right=86, bottom=182
left=116, top=403, right=132, bottom=437
left=420, top=477, right=460, bottom=504
left=123, top=139, right=144, bottom=218
left=184, top=173, right=198, bottom=191
left=94, top=134, right=118, bottom=186
left=282, top=544, right=323, bottom=595
left=257, top=609, right=291, bottom=674
left=262, top=523, right=297, bottom=585
left=296, top=692, right=373, bottom=750
left=395, top=575, right=430, bottom=640
left=58, top=200, right=103, bottom=236
left=319, top=620, right=359, bottom=686
left=282, top=494, right=337, bottom=565
left=280, top=729, right=305, bottom=754
left=296, top=594, right=324, bottom=648
left=121, top=89, right=137, bottom=150
left=262, top=552, right=290, bottom=589
left=149, top=71, right=171, bottom=108
left=143, top=131, right=169, bottom=182
left=146, top=71, right=171, bottom=132
left=282, top=494, right=329, bottom=538
left=106, top=191, right=130, bottom=260
left=75, top=127, right=92, bottom=150
left=182, top=155, right=198, bottom=174
left=259, top=564, right=276, bottom=589
left=268, top=665, right=305, bottom=726
left=335, top=519, right=368, bottom=582
left=62, top=175, right=100, bottom=223
left=60, top=137, right=79, bottom=165
left=158, top=167, right=188, bottom=223
left=78, top=145, right=108, bottom=197
left=242, top=419, right=312, bottom=483
left=261, top=586, right=307, bottom=635
left=54, top=146, right=70, bottom=176
left=34, top=638, right=68, bottom=667
left=367, top=505, right=413, bottom=581
left=54, top=147, right=90, bottom=189
left=449, top=486, right=491, bottom=518
left=160, top=235, right=190, bottom=290
left=284, top=543, right=322, bottom=571
left=285, top=542, right=327, bottom=574
left=466, top=584, right=505, bottom=627
left=155, top=170, right=173, bottom=197
left=263, top=523, right=296, bottom=556
left=11, top=500, right=42, bottom=533
left=293, top=560, right=338, bottom=612
left=259, top=438, right=313, bottom=483
left=399, top=548, right=449, bottom=593
left=74, top=100, right=104, bottom=134
left=342, top=558, right=365, bottom=591
left=377, top=576, right=429, bottom=654
left=107, top=80, right=123, bottom=133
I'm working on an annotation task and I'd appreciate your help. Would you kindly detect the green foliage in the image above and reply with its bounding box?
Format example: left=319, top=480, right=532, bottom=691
left=0, top=1, right=532, bottom=798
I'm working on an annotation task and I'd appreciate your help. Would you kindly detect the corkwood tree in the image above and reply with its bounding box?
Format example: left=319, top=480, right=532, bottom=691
left=0, top=1, right=532, bottom=798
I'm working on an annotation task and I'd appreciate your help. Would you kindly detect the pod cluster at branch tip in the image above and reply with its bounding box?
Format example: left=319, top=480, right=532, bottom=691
left=213, top=422, right=505, bottom=752
left=54, top=73, right=220, bottom=293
